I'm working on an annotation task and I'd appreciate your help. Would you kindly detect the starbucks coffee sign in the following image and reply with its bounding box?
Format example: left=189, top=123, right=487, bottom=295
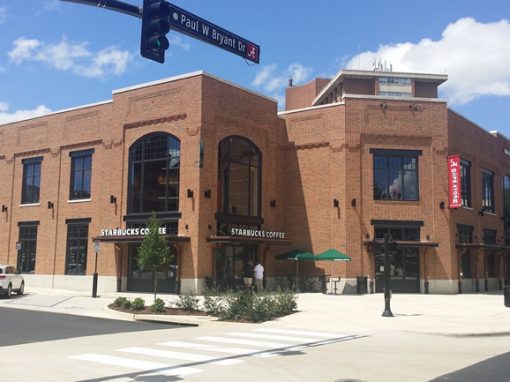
left=100, top=227, right=167, bottom=237
left=230, top=227, right=286, bottom=239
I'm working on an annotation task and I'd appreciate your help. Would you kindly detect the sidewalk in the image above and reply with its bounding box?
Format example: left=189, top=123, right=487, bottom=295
left=1, top=287, right=509, bottom=336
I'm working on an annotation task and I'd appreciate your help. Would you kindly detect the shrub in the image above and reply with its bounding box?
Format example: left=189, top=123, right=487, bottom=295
left=203, top=287, right=227, bottom=316
left=274, top=289, right=298, bottom=314
left=131, top=297, right=146, bottom=311
left=151, top=298, right=166, bottom=313
left=175, top=294, right=200, bottom=311
left=113, top=296, right=128, bottom=307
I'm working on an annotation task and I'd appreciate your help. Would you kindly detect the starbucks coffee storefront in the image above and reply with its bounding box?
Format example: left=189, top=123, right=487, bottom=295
left=2, top=68, right=510, bottom=295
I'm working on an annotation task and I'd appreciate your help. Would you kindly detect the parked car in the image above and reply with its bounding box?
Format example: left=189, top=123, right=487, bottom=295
left=0, top=265, right=24, bottom=298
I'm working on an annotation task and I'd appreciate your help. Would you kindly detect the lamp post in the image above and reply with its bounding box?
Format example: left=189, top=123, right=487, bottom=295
left=382, top=233, right=394, bottom=317
left=92, top=241, right=100, bottom=298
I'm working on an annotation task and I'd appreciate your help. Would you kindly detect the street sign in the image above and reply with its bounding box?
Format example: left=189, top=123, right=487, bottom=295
left=168, top=3, right=260, bottom=64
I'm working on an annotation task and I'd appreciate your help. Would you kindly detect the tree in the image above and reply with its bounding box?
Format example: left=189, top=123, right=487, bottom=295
left=137, top=214, right=172, bottom=300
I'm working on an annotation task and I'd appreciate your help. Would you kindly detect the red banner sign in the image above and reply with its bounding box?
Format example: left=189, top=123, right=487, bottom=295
left=448, top=154, right=461, bottom=208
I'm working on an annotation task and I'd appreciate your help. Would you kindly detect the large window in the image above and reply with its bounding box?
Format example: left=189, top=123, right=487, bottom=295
left=65, top=219, right=90, bottom=275
left=460, top=159, right=472, bottom=207
left=482, top=169, right=495, bottom=213
left=17, top=222, right=38, bottom=274
left=69, top=149, right=93, bottom=200
left=372, top=149, right=420, bottom=201
left=21, top=157, right=42, bottom=204
left=504, top=176, right=510, bottom=245
left=457, top=224, right=473, bottom=278
left=128, top=133, right=180, bottom=213
left=218, top=136, right=261, bottom=217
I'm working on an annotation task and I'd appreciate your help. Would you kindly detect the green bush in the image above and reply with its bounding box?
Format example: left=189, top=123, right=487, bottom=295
left=175, top=294, right=200, bottom=311
left=151, top=298, right=166, bottom=313
left=113, top=296, right=128, bottom=307
left=131, top=297, right=146, bottom=311
left=216, top=288, right=297, bottom=322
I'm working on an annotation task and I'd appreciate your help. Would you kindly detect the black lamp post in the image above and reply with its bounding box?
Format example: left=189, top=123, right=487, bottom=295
left=382, top=233, right=394, bottom=317
left=92, top=241, right=100, bottom=298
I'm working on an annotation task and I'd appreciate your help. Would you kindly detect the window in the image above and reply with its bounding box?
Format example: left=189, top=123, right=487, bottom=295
left=65, top=219, right=90, bottom=275
left=128, top=133, right=180, bottom=213
left=21, top=157, right=42, bottom=204
left=69, top=149, right=93, bottom=200
left=457, top=224, right=473, bottom=244
left=460, top=159, right=472, bottom=207
left=218, top=136, right=261, bottom=217
left=378, top=77, right=412, bottom=98
left=17, top=222, right=39, bottom=274
left=503, top=176, right=510, bottom=245
left=457, top=224, right=473, bottom=279
left=372, top=149, right=420, bottom=201
left=481, top=169, right=495, bottom=213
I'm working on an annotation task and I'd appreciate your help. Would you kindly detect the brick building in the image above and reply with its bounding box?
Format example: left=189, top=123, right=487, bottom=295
left=1, top=68, right=509, bottom=294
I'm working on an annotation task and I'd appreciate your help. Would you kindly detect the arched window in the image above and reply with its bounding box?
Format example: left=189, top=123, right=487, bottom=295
left=217, top=136, right=261, bottom=217
left=128, top=133, right=180, bottom=213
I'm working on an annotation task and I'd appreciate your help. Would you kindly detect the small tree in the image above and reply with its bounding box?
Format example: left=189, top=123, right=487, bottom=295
left=137, top=214, right=172, bottom=300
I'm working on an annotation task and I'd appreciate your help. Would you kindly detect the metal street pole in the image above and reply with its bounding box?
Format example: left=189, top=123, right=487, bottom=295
left=382, top=233, right=394, bottom=317
left=92, top=241, right=100, bottom=298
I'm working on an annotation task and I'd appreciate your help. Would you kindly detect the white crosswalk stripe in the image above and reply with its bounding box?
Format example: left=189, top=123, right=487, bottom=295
left=226, top=331, right=320, bottom=342
left=118, top=347, right=243, bottom=366
left=69, top=327, right=357, bottom=379
left=196, top=336, right=289, bottom=348
left=159, top=340, right=258, bottom=355
left=71, top=353, right=201, bottom=376
left=253, top=328, right=352, bottom=338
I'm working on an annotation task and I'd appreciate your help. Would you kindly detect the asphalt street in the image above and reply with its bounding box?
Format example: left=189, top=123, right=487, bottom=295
left=0, top=307, right=176, bottom=347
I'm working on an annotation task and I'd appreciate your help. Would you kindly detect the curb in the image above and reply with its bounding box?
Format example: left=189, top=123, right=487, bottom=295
left=105, top=306, right=218, bottom=326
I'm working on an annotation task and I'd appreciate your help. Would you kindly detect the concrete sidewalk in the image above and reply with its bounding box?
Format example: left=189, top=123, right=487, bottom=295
left=1, top=287, right=509, bottom=336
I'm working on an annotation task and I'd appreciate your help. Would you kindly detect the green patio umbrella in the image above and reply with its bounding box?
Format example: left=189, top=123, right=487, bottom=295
left=275, top=249, right=315, bottom=289
left=315, top=249, right=351, bottom=261
left=315, top=249, right=351, bottom=293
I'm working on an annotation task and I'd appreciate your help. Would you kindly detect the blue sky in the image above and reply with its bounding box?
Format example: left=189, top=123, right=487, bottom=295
left=1, top=0, right=509, bottom=137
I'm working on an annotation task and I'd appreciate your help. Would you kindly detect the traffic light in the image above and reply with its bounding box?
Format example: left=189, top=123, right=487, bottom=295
left=140, top=0, right=171, bottom=63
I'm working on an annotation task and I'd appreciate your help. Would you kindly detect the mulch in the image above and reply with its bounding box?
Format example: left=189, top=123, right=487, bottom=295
left=108, top=304, right=210, bottom=316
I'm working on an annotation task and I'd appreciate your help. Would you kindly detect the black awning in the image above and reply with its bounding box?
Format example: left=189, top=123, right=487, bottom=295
left=92, top=235, right=190, bottom=244
left=207, top=235, right=292, bottom=246
left=364, top=239, right=439, bottom=249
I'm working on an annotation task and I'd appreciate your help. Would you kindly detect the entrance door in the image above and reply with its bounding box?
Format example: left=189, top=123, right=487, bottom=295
left=375, top=247, right=420, bottom=293
left=127, top=243, right=178, bottom=293
left=214, top=245, right=257, bottom=289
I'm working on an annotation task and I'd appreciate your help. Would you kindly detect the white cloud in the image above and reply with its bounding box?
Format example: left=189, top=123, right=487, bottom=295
left=0, top=7, right=7, bottom=25
left=8, top=37, right=132, bottom=78
left=169, top=35, right=191, bottom=51
left=0, top=102, right=52, bottom=125
left=253, top=63, right=312, bottom=93
left=345, top=17, right=510, bottom=105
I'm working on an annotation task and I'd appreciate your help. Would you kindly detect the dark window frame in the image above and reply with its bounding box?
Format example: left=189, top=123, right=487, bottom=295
left=460, top=159, right=472, bottom=207
left=481, top=169, right=495, bottom=213
left=503, top=175, right=510, bottom=245
left=65, top=219, right=90, bottom=275
left=69, top=149, right=94, bottom=200
left=21, top=157, right=43, bottom=204
left=127, top=132, right=181, bottom=214
left=371, top=149, right=421, bottom=201
left=217, top=135, right=262, bottom=219
left=17, top=223, right=38, bottom=274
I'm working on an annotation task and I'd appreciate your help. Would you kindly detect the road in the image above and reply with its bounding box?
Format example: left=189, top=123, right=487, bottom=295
left=1, top=307, right=509, bottom=381
left=0, top=307, right=175, bottom=346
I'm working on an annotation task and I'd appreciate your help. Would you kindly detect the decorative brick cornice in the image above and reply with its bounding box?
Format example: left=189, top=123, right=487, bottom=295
left=124, top=113, right=187, bottom=130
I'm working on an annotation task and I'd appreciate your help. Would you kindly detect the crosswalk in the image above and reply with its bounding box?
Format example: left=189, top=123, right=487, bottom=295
left=70, top=327, right=360, bottom=379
